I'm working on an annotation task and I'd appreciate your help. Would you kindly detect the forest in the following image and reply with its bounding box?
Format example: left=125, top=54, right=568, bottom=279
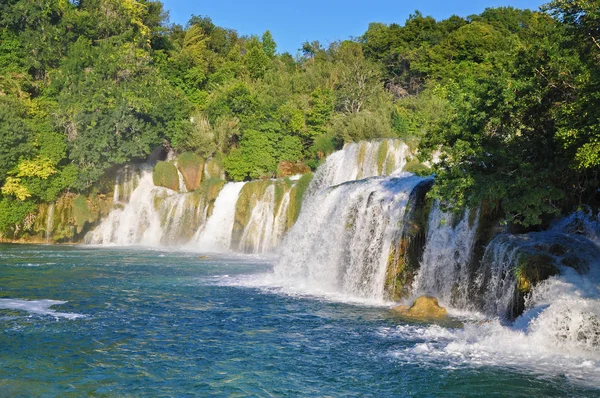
left=0, top=0, right=598, bottom=237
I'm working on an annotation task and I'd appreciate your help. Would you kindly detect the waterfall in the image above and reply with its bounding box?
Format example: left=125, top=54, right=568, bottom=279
left=86, top=168, right=210, bottom=246
left=193, top=182, right=246, bottom=252
left=308, top=139, right=409, bottom=194
left=236, top=184, right=293, bottom=254
left=176, top=168, right=188, bottom=193
left=274, top=175, right=426, bottom=301
left=45, top=203, right=55, bottom=243
left=113, top=165, right=142, bottom=204
left=412, top=203, right=479, bottom=308
left=476, top=231, right=600, bottom=319
left=237, top=185, right=276, bottom=253
left=86, top=171, right=165, bottom=245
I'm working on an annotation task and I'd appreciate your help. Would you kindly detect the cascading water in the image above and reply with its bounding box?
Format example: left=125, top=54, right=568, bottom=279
left=192, top=182, right=246, bottom=252
left=86, top=167, right=209, bottom=246
left=411, top=203, right=479, bottom=308
left=86, top=170, right=165, bottom=245
left=45, top=203, right=55, bottom=243
left=308, top=139, right=409, bottom=194
left=274, top=174, right=426, bottom=302
left=237, top=185, right=276, bottom=254
left=236, top=185, right=293, bottom=254
left=113, top=165, right=142, bottom=204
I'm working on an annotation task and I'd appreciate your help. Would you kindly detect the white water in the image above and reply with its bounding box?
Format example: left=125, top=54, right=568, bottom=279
left=113, top=165, right=142, bottom=204
left=87, top=168, right=208, bottom=246
left=86, top=171, right=164, bottom=245
left=193, top=182, right=246, bottom=252
left=45, top=203, right=55, bottom=243
left=0, top=299, right=84, bottom=319
left=308, top=139, right=409, bottom=194
left=274, top=174, right=425, bottom=302
left=237, top=186, right=292, bottom=254
left=412, top=203, right=479, bottom=308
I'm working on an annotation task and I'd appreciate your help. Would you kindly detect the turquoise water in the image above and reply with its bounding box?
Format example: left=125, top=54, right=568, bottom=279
left=0, top=244, right=598, bottom=397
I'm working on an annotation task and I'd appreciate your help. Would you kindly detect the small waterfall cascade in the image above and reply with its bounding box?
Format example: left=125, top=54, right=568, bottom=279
left=551, top=209, right=600, bottom=243
left=274, top=174, right=427, bottom=301
left=193, top=182, right=246, bottom=252
left=88, top=161, right=308, bottom=252
left=237, top=185, right=278, bottom=254
left=476, top=231, right=600, bottom=319
left=308, top=139, right=410, bottom=194
left=231, top=178, right=306, bottom=254
left=45, top=203, right=55, bottom=243
left=86, top=167, right=212, bottom=246
left=113, top=165, right=143, bottom=204
left=411, top=203, right=480, bottom=308
left=176, top=167, right=188, bottom=193
left=87, top=170, right=163, bottom=245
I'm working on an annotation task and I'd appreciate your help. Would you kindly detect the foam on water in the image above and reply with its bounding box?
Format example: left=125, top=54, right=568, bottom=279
left=381, top=314, right=600, bottom=387
left=0, top=299, right=84, bottom=319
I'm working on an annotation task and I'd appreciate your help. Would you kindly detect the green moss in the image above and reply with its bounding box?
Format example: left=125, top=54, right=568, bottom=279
left=357, top=142, right=367, bottom=178
left=153, top=161, right=179, bottom=191
left=403, top=159, right=431, bottom=175
left=73, top=195, right=91, bottom=233
left=515, top=253, right=559, bottom=293
left=205, top=152, right=224, bottom=180
left=288, top=173, right=313, bottom=227
left=198, top=178, right=226, bottom=217
left=230, top=179, right=271, bottom=249
left=176, top=152, right=204, bottom=191
left=273, top=180, right=286, bottom=215
left=377, top=140, right=389, bottom=175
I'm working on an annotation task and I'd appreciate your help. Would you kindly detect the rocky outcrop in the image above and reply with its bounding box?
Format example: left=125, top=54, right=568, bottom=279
left=385, top=179, right=433, bottom=300
left=392, top=296, right=448, bottom=319
left=152, top=161, right=179, bottom=191
left=276, top=161, right=310, bottom=178
left=176, top=152, right=204, bottom=191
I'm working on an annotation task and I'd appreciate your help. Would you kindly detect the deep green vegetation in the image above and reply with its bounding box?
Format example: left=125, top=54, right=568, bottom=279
left=0, top=0, right=598, bottom=238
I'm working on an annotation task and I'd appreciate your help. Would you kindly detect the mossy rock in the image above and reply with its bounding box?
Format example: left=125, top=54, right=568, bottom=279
left=376, top=139, right=389, bottom=175
left=176, top=152, right=204, bottom=191
left=231, top=180, right=272, bottom=249
left=197, top=178, right=226, bottom=218
left=153, top=161, right=179, bottom=191
left=205, top=153, right=225, bottom=180
left=384, top=179, right=433, bottom=300
left=515, top=253, right=559, bottom=293
left=276, top=161, right=310, bottom=178
left=287, top=173, right=313, bottom=228
left=392, top=296, right=448, bottom=319
left=403, top=159, right=431, bottom=175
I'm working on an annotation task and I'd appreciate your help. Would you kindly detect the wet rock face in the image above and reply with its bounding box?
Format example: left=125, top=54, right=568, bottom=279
left=176, top=152, right=204, bottom=191
left=152, top=161, right=179, bottom=191
left=276, top=161, right=310, bottom=178
left=385, top=179, right=433, bottom=301
left=392, top=296, right=448, bottom=319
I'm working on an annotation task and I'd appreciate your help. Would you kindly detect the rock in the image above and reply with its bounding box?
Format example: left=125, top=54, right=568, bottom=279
left=153, top=161, right=179, bottom=191
left=276, top=161, right=310, bottom=178
left=176, top=152, right=204, bottom=191
left=392, top=295, right=448, bottom=319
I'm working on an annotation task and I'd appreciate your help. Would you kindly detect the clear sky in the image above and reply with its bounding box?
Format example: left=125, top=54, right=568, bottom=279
left=160, top=0, right=549, bottom=55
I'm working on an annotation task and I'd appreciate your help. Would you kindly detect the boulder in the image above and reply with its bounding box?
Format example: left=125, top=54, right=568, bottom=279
left=392, top=295, right=448, bottom=319
left=276, top=161, right=310, bottom=178
left=176, top=152, right=204, bottom=191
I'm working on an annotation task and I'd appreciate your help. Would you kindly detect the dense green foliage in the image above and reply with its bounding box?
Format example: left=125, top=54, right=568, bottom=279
left=0, top=0, right=599, bottom=237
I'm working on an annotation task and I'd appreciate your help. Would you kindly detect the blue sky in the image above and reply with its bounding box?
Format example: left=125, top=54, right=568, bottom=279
left=160, top=0, right=549, bottom=55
